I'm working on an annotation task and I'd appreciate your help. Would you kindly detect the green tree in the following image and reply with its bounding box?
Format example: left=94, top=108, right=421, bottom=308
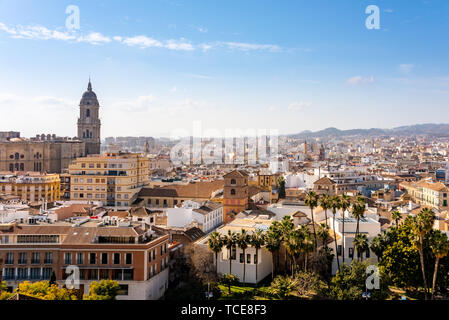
left=353, top=233, right=369, bottom=262
left=329, top=261, right=388, bottom=300
left=268, top=275, right=299, bottom=299
left=304, top=191, right=319, bottom=250
left=279, top=215, right=295, bottom=272
left=277, top=176, right=286, bottom=199
left=250, top=229, right=266, bottom=285
left=429, top=230, right=449, bottom=299
left=207, top=231, right=224, bottom=276
left=16, top=281, right=77, bottom=300
left=265, top=223, right=282, bottom=280
left=221, top=273, right=239, bottom=295
left=84, top=280, right=120, bottom=300
left=317, top=223, right=330, bottom=250
left=236, top=229, right=250, bottom=284
left=351, top=196, right=366, bottom=237
left=410, top=208, right=435, bottom=300
left=319, top=194, right=331, bottom=228
left=223, top=230, right=237, bottom=275
left=370, top=234, right=386, bottom=262
left=391, top=210, right=401, bottom=227
left=339, top=194, right=351, bottom=267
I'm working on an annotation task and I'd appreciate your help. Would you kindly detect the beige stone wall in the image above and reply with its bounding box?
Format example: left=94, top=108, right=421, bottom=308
left=0, top=141, right=85, bottom=173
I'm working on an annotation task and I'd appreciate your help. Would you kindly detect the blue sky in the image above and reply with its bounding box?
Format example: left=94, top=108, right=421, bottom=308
left=0, top=0, right=448, bottom=138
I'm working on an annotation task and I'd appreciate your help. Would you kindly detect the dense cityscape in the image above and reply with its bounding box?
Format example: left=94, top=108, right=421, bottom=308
left=1, top=2, right=448, bottom=316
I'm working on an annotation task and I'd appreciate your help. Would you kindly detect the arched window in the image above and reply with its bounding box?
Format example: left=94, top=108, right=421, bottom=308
left=15, top=153, right=19, bottom=160
left=231, top=179, right=236, bottom=185
left=9, top=164, right=13, bottom=172
left=86, top=109, right=90, bottom=117
left=230, top=189, right=236, bottom=195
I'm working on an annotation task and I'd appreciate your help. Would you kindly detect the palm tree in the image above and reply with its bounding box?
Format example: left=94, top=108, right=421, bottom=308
left=299, top=226, right=314, bottom=272
left=370, top=235, right=384, bottom=262
left=236, top=229, right=250, bottom=284
left=284, top=230, right=301, bottom=276
left=339, top=193, right=351, bottom=267
left=279, top=215, right=295, bottom=272
left=207, top=232, right=224, bottom=276
left=351, top=196, right=366, bottom=237
left=430, top=231, right=449, bottom=300
left=304, top=191, right=318, bottom=250
left=391, top=210, right=401, bottom=227
left=317, top=223, right=330, bottom=250
left=265, top=225, right=282, bottom=280
left=250, top=229, right=265, bottom=285
left=353, top=233, right=368, bottom=261
left=223, top=230, right=237, bottom=275
left=410, top=207, right=435, bottom=300
left=330, top=195, right=341, bottom=271
left=319, top=194, right=331, bottom=228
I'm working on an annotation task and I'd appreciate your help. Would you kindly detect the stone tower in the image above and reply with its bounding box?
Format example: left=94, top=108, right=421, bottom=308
left=222, top=170, right=249, bottom=223
left=77, top=79, right=101, bottom=155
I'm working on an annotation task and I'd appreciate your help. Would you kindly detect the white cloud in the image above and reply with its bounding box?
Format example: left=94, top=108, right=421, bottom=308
left=399, top=64, right=414, bottom=74
left=288, top=101, right=311, bottom=111
left=0, top=21, right=281, bottom=53
left=223, top=42, right=281, bottom=52
left=346, top=75, right=375, bottom=85
left=77, top=32, right=111, bottom=45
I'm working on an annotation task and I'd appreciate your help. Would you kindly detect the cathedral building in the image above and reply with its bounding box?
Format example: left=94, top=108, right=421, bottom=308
left=0, top=80, right=102, bottom=173
left=77, top=79, right=101, bottom=155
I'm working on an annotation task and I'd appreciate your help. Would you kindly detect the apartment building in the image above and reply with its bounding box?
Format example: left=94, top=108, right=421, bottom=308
left=68, top=152, right=149, bottom=208
left=0, top=219, right=170, bottom=300
left=400, top=179, right=449, bottom=210
left=0, top=172, right=60, bottom=203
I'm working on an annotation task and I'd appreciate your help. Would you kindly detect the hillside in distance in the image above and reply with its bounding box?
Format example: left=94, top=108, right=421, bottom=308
left=288, top=123, right=449, bottom=138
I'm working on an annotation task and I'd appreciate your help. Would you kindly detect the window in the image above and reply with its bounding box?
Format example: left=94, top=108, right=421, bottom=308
left=89, top=253, right=96, bottom=264
left=113, top=253, right=120, bottom=264
left=6, top=252, right=14, bottom=264
left=77, top=253, right=84, bottom=265
left=247, top=254, right=251, bottom=264
left=44, top=252, right=53, bottom=264
left=30, top=268, right=40, bottom=280
left=31, top=252, right=40, bottom=264
left=125, top=253, right=132, bottom=264
left=101, top=253, right=108, bottom=264
left=19, top=252, right=27, bottom=264
left=239, top=253, right=244, bottom=263
left=42, top=268, right=52, bottom=280
left=64, top=253, right=72, bottom=265
left=349, top=248, right=354, bottom=259
left=337, top=245, right=342, bottom=256
left=230, top=189, right=236, bottom=195
left=231, top=247, right=236, bottom=260
left=231, top=179, right=236, bottom=185
left=254, top=254, right=258, bottom=264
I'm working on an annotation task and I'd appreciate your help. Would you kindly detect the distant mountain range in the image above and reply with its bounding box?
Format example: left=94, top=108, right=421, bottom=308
left=288, top=123, right=449, bottom=139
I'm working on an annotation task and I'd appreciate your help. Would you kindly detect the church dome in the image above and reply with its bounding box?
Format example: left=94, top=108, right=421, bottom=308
left=80, top=80, right=99, bottom=106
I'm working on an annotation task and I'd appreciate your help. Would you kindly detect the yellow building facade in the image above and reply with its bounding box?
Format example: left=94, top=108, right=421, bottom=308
left=68, top=152, right=149, bottom=207
left=0, top=172, right=60, bottom=202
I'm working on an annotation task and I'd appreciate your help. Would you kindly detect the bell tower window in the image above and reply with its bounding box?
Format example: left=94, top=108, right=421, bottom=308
left=86, top=109, right=90, bottom=117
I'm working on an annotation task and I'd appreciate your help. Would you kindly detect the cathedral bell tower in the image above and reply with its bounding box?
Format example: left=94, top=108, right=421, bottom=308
left=77, top=79, right=101, bottom=155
